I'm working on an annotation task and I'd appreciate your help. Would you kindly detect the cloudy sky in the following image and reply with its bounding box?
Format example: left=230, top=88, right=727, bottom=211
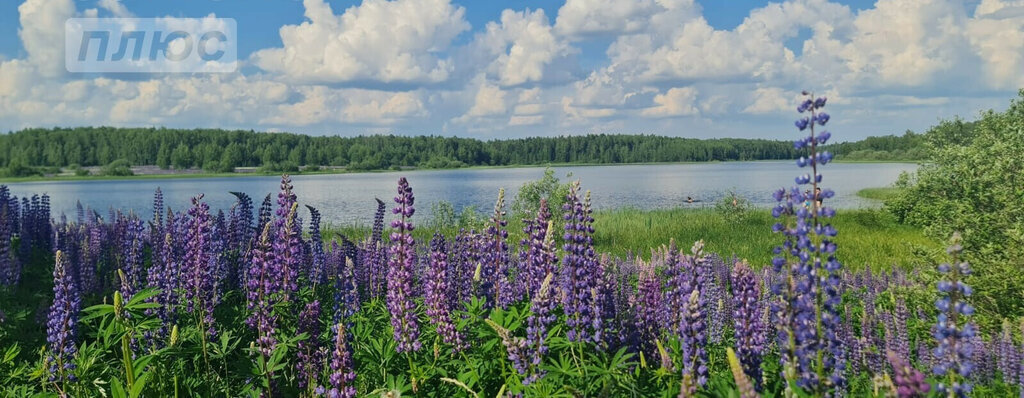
left=0, top=0, right=1021, bottom=140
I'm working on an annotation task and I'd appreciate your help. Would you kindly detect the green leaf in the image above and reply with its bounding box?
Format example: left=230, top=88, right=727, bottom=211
left=110, top=377, right=127, bottom=398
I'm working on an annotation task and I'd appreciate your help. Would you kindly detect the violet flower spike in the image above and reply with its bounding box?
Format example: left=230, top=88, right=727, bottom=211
left=46, top=251, right=81, bottom=384
left=387, top=177, right=421, bottom=353
left=424, top=234, right=465, bottom=351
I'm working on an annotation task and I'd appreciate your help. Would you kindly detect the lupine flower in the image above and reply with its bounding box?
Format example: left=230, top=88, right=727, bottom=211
left=296, top=300, right=324, bottom=391
left=664, top=239, right=685, bottom=333
left=424, top=234, right=464, bottom=351
left=732, top=260, right=765, bottom=390
left=0, top=203, right=17, bottom=286
left=226, top=192, right=254, bottom=290
left=998, top=320, right=1018, bottom=384
left=523, top=272, right=558, bottom=384
left=560, top=180, right=600, bottom=344
left=332, top=242, right=360, bottom=324
left=681, top=289, right=708, bottom=389
left=46, top=251, right=80, bottom=384
left=151, top=188, right=164, bottom=247
left=184, top=195, right=218, bottom=338
left=727, top=347, right=760, bottom=398
left=327, top=322, right=356, bottom=398
left=272, top=176, right=301, bottom=301
left=704, top=255, right=729, bottom=345
left=772, top=92, right=845, bottom=394
left=521, top=199, right=557, bottom=299
left=887, top=350, right=930, bottom=397
left=228, top=192, right=254, bottom=249
left=451, top=229, right=480, bottom=308
left=485, top=318, right=529, bottom=377
left=246, top=224, right=279, bottom=360
left=890, top=298, right=911, bottom=362
left=116, top=216, right=146, bottom=301
left=482, top=189, right=512, bottom=309
left=256, top=193, right=273, bottom=231
left=387, top=177, right=421, bottom=353
left=306, top=205, right=327, bottom=285
left=932, top=232, right=974, bottom=397
left=364, top=198, right=387, bottom=300
left=633, top=258, right=665, bottom=361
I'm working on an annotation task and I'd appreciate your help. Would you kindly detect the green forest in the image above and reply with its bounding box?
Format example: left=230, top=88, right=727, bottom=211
left=0, top=127, right=925, bottom=177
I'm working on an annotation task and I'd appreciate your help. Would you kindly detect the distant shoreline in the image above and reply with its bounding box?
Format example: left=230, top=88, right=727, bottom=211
left=0, top=159, right=922, bottom=184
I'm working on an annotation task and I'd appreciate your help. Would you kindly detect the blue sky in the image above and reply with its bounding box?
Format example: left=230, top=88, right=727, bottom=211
left=0, top=0, right=1017, bottom=140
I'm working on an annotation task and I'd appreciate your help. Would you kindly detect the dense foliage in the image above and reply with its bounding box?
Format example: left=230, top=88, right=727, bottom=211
left=1, top=94, right=1016, bottom=397
left=886, top=90, right=1024, bottom=321
left=0, top=128, right=923, bottom=176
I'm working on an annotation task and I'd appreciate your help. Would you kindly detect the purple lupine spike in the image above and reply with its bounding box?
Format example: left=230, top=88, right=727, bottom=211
left=387, top=177, right=420, bottom=353
left=524, top=272, right=558, bottom=384
left=843, top=306, right=863, bottom=375
left=145, top=232, right=179, bottom=343
left=0, top=203, right=17, bottom=287
left=425, top=234, right=465, bottom=351
left=680, top=289, right=706, bottom=394
left=560, top=180, right=600, bottom=344
left=520, top=199, right=556, bottom=298
left=481, top=189, right=511, bottom=309
left=892, top=298, right=911, bottom=362
left=117, top=216, right=146, bottom=301
left=327, top=322, right=357, bottom=398
left=256, top=193, right=273, bottom=231
left=732, top=261, right=765, bottom=390
left=151, top=188, right=164, bottom=249
left=271, top=176, right=301, bottom=301
left=79, top=219, right=102, bottom=294
left=999, top=320, right=1018, bottom=384
left=593, top=252, right=621, bottom=350
left=246, top=222, right=280, bottom=389
left=932, top=232, right=974, bottom=397
left=450, top=229, right=479, bottom=308
left=46, top=251, right=80, bottom=384
left=486, top=318, right=530, bottom=378
left=705, top=254, right=728, bottom=345
left=184, top=195, right=218, bottom=338
left=330, top=238, right=360, bottom=325
left=611, top=256, right=636, bottom=350
left=887, top=350, right=930, bottom=398
left=365, top=197, right=387, bottom=300
left=633, top=258, right=665, bottom=362
left=228, top=192, right=254, bottom=248
left=664, top=240, right=685, bottom=333
left=296, top=300, right=324, bottom=392
left=306, top=205, right=327, bottom=286
left=209, top=212, right=227, bottom=305
left=772, top=92, right=845, bottom=394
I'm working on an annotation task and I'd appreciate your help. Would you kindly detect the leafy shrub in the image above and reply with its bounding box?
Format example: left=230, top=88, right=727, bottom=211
left=511, top=167, right=571, bottom=221
left=886, top=89, right=1024, bottom=319
left=713, top=190, right=751, bottom=221
left=101, top=159, right=133, bottom=176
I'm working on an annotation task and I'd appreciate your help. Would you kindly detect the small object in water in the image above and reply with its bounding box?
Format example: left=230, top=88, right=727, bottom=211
left=686, top=196, right=694, bottom=204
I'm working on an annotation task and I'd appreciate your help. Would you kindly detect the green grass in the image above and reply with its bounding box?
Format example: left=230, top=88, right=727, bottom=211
left=856, top=187, right=904, bottom=201
left=326, top=207, right=937, bottom=272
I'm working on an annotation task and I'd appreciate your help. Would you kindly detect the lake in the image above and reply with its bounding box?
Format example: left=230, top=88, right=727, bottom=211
left=2, top=162, right=917, bottom=226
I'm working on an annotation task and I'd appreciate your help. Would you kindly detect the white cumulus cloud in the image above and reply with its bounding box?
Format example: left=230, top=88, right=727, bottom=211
left=251, top=0, right=470, bottom=85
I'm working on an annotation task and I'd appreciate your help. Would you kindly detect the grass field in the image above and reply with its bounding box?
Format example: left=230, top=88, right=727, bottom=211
left=856, top=186, right=904, bottom=201
left=327, top=207, right=937, bottom=272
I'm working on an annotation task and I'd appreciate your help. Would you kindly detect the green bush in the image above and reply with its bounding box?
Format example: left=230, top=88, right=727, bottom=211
left=886, top=89, right=1024, bottom=319
left=511, top=167, right=572, bottom=221
left=713, top=190, right=752, bottom=222
left=100, top=159, right=133, bottom=176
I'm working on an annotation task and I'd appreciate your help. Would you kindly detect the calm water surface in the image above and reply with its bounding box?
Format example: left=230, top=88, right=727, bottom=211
left=4, top=162, right=917, bottom=225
